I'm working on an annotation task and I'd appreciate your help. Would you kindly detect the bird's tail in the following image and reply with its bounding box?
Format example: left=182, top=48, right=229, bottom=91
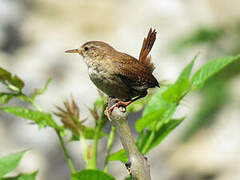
left=138, top=28, right=157, bottom=72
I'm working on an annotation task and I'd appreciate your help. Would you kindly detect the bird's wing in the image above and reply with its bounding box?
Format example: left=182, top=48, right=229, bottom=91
left=112, top=55, right=159, bottom=93
left=138, top=28, right=157, bottom=73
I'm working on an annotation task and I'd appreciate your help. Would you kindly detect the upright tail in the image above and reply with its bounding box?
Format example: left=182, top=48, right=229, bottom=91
left=138, top=28, right=157, bottom=73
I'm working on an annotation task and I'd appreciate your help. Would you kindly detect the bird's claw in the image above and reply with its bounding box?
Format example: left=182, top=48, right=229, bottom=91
left=104, top=107, right=112, bottom=120
left=104, top=100, right=131, bottom=120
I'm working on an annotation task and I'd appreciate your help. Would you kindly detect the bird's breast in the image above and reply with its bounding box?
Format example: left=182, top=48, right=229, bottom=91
left=87, top=65, right=134, bottom=100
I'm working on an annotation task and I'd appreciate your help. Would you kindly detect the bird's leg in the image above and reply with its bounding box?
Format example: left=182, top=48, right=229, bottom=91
left=104, top=107, right=111, bottom=120
left=107, top=100, right=132, bottom=112
left=104, top=97, right=120, bottom=120
left=104, top=100, right=130, bottom=120
left=104, top=92, right=147, bottom=119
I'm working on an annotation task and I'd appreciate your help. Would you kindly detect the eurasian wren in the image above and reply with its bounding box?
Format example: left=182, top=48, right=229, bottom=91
left=65, top=28, right=159, bottom=117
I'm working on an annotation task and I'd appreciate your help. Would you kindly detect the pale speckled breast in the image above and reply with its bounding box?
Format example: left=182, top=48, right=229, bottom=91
left=88, top=65, right=135, bottom=100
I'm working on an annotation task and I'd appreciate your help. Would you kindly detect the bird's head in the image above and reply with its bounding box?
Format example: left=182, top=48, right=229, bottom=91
left=65, top=41, right=114, bottom=62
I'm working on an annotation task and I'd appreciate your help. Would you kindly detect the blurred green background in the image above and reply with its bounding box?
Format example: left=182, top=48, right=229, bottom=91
left=0, top=0, right=240, bottom=179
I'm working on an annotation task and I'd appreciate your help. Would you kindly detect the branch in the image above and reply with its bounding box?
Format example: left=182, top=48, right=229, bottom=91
left=107, top=98, right=151, bottom=180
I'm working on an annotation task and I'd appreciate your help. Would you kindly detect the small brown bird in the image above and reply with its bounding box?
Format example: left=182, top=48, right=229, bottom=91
left=65, top=28, right=159, bottom=118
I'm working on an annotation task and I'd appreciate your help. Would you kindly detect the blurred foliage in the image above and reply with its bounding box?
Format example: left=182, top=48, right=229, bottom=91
left=71, top=170, right=115, bottom=180
left=170, top=27, right=225, bottom=53
left=0, top=150, right=37, bottom=180
left=169, top=24, right=240, bottom=141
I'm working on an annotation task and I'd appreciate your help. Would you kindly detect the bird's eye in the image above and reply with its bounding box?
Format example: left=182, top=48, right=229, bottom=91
left=84, top=47, right=89, bottom=51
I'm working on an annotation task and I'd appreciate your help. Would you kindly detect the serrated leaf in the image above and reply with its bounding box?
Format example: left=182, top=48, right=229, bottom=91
left=0, top=93, right=32, bottom=105
left=31, top=78, right=51, bottom=101
left=0, top=67, right=11, bottom=82
left=0, top=106, right=61, bottom=130
left=71, top=170, right=115, bottom=180
left=0, top=93, right=14, bottom=105
left=108, top=149, right=127, bottom=163
left=14, top=94, right=32, bottom=103
left=191, top=55, right=240, bottom=89
left=0, top=150, right=28, bottom=178
left=1, top=171, right=37, bottom=180
left=9, top=75, right=24, bottom=91
left=0, top=67, right=24, bottom=92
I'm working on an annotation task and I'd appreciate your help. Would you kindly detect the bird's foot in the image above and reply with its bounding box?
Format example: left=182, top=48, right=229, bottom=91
left=104, top=106, right=112, bottom=120
left=104, top=100, right=131, bottom=120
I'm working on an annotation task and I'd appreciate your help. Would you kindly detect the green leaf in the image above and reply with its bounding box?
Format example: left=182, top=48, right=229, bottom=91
left=135, top=58, right=195, bottom=153
left=136, top=87, right=178, bottom=131
left=127, top=93, right=152, bottom=113
left=176, top=54, right=197, bottom=83
left=1, top=171, right=37, bottom=180
left=142, top=87, right=169, bottom=116
left=0, top=93, right=33, bottom=105
left=136, top=55, right=197, bottom=131
left=163, top=55, right=198, bottom=103
left=94, top=97, right=105, bottom=110
left=0, top=106, right=61, bottom=130
left=9, top=76, right=25, bottom=92
left=124, top=176, right=132, bottom=180
left=139, top=118, right=184, bottom=154
left=31, top=78, right=51, bottom=101
left=14, top=94, right=32, bottom=104
left=161, top=80, right=189, bottom=102
left=191, top=55, right=240, bottom=89
left=0, top=150, right=28, bottom=178
left=151, top=117, right=184, bottom=149
left=71, top=170, right=115, bottom=180
left=108, top=149, right=127, bottom=163
left=135, top=108, right=166, bottom=132
left=110, top=118, right=184, bottom=160
left=0, top=67, right=24, bottom=92
left=0, top=93, right=14, bottom=105
left=0, top=67, right=11, bottom=82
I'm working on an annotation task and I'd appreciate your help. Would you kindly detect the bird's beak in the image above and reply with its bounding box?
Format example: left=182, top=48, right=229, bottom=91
left=65, top=48, right=82, bottom=55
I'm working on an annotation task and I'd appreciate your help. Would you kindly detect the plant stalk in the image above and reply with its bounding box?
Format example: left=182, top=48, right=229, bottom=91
left=56, top=130, right=76, bottom=173
left=89, top=124, right=100, bottom=169
left=104, top=126, right=116, bottom=172
left=88, top=105, right=105, bottom=169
